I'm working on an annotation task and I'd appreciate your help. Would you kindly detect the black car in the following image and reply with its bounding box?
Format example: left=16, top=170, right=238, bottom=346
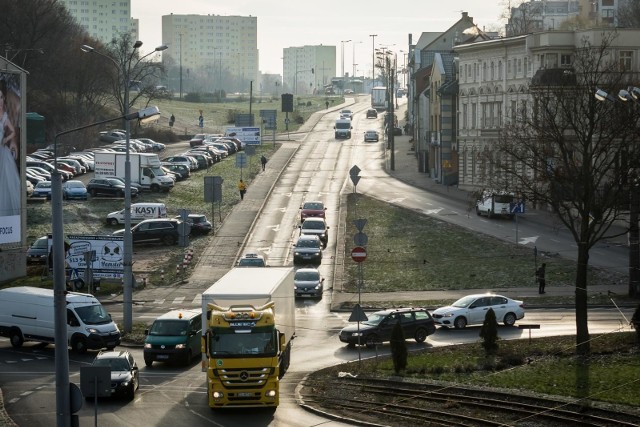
left=87, top=178, right=139, bottom=198
left=162, top=162, right=191, bottom=179
left=292, top=235, right=323, bottom=265
left=85, top=350, right=139, bottom=401
left=174, top=214, right=212, bottom=235
left=113, top=218, right=185, bottom=245
left=27, top=235, right=49, bottom=264
left=339, top=307, right=436, bottom=348
left=366, top=109, right=378, bottom=118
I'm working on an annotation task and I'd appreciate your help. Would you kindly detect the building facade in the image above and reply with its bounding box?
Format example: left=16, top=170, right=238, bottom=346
left=283, top=46, right=336, bottom=95
left=161, top=14, right=259, bottom=95
left=59, top=0, right=138, bottom=43
left=454, top=28, right=640, bottom=192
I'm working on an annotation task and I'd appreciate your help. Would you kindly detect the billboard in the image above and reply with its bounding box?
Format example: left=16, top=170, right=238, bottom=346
left=0, top=71, right=23, bottom=245
left=48, top=234, right=125, bottom=280
left=225, top=126, right=261, bottom=145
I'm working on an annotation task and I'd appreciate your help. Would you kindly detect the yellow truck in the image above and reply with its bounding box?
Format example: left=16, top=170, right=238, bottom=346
left=201, top=267, right=295, bottom=409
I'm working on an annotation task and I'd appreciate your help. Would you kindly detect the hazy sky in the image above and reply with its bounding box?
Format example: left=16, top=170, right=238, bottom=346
left=132, top=0, right=506, bottom=76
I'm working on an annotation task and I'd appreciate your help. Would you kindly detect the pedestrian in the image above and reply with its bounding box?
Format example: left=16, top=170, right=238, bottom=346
left=260, top=155, right=267, bottom=171
left=238, top=179, right=247, bottom=200
left=169, top=113, right=175, bottom=128
left=536, top=263, right=546, bottom=294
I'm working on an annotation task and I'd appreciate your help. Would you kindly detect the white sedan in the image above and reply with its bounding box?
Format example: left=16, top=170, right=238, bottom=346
left=431, top=293, right=525, bottom=329
left=364, top=130, right=379, bottom=142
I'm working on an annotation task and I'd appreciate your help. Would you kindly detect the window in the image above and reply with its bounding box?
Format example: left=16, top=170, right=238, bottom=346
left=471, top=103, right=477, bottom=129
left=491, top=62, right=495, bottom=80
left=620, top=51, right=633, bottom=71
left=507, top=59, right=511, bottom=75
left=511, top=100, right=517, bottom=122
left=561, top=54, right=572, bottom=66
left=546, top=53, right=558, bottom=68
left=523, top=57, right=528, bottom=75
left=462, top=103, right=468, bottom=129
left=517, top=58, right=522, bottom=74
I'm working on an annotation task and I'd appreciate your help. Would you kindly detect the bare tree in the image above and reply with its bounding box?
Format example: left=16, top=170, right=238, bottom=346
left=492, top=31, right=639, bottom=354
left=618, top=0, right=640, bottom=27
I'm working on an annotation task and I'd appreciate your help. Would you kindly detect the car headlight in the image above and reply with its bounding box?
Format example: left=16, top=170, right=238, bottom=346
left=293, top=285, right=298, bottom=290
left=351, top=332, right=363, bottom=337
left=86, top=328, right=98, bottom=334
left=144, top=343, right=152, bottom=348
left=442, top=313, right=455, bottom=317
left=121, top=381, right=130, bottom=387
left=294, top=251, right=301, bottom=256
left=175, top=344, right=186, bottom=349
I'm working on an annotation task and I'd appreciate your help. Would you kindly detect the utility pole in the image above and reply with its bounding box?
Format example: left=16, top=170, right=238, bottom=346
left=369, top=34, right=377, bottom=88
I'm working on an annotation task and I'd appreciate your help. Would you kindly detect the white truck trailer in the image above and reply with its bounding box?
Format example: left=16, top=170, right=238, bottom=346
left=94, top=152, right=174, bottom=192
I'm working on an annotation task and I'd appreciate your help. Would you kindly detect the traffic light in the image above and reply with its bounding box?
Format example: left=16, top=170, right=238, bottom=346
left=281, top=93, right=293, bottom=112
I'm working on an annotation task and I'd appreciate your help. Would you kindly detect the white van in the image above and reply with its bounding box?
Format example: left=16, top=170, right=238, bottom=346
left=334, top=118, right=352, bottom=139
left=0, top=286, right=121, bottom=353
left=475, top=190, right=515, bottom=219
left=106, top=202, right=167, bottom=225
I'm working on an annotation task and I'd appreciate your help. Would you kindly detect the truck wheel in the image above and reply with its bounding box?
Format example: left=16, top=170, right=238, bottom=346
left=151, top=184, right=160, bottom=192
left=183, top=350, right=192, bottom=367
left=71, top=335, right=88, bottom=353
left=73, top=278, right=85, bottom=291
left=107, top=218, right=118, bottom=226
left=9, top=328, right=24, bottom=348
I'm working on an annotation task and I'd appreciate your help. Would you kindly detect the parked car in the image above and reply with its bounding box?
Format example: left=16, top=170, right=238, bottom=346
left=292, top=235, right=323, bottom=265
left=85, top=350, right=139, bottom=400
left=174, top=214, right=212, bottom=235
left=32, top=181, right=52, bottom=199
left=299, top=217, right=329, bottom=247
left=26, top=169, right=49, bottom=186
left=136, top=137, right=165, bottom=152
left=393, top=126, right=403, bottom=136
left=237, top=253, right=267, bottom=267
left=102, top=176, right=144, bottom=192
left=57, top=158, right=86, bottom=175
left=87, top=178, right=139, bottom=198
left=366, top=109, right=378, bottom=118
left=431, top=294, right=525, bottom=329
left=339, top=307, right=436, bottom=348
left=364, top=130, right=379, bottom=142
left=161, top=162, right=190, bottom=180
left=113, top=218, right=184, bottom=245
left=62, top=180, right=88, bottom=200
left=26, top=180, right=34, bottom=197
left=300, top=200, right=326, bottom=222
left=162, top=155, right=196, bottom=171
left=99, top=130, right=127, bottom=143
left=189, top=133, right=207, bottom=147
left=27, top=235, right=49, bottom=264
left=294, top=267, right=324, bottom=299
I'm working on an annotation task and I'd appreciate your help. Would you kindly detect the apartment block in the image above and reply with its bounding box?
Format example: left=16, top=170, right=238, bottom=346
left=283, top=46, right=336, bottom=95
left=59, top=0, right=137, bottom=44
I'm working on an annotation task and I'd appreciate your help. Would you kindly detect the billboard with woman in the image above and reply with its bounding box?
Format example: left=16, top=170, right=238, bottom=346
left=0, top=70, right=24, bottom=245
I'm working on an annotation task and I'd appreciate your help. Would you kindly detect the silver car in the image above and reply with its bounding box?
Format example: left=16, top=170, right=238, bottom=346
left=294, top=268, right=324, bottom=299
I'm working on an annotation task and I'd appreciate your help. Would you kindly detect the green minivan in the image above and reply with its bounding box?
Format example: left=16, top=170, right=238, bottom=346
left=143, top=309, right=201, bottom=367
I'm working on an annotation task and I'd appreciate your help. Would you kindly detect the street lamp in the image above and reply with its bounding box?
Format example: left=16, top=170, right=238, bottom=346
left=595, top=86, right=640, bottom=297
left=81, top=41, right=168, bottom=333
left=369, top=34, right=377, bottom=87
left=51, top=106, right=159, bottom=426
left=340, top=40, right=351, bottom=90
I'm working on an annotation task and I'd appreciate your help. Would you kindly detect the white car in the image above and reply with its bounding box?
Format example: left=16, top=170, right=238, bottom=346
left=431, top=293, right=525, bottom=329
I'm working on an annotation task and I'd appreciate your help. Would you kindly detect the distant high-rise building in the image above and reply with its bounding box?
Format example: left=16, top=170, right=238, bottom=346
left=162, top=14, right=259, bottom=95
left=58, top=0, right=138, bottom=44
left=283, top=46, right=336, bottom=95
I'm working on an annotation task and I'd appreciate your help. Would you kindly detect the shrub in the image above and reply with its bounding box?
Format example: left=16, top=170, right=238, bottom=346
left=226, top=109, right=239, bottom=124
left=480, top=308, right=499, bottom=355
left=184, top=92, right=201, bottom=103
left=390, top=321, right=407, bottom=373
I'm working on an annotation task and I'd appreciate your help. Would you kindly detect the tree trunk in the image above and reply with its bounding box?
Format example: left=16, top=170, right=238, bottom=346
left=575, top=240, right=590, bottom=355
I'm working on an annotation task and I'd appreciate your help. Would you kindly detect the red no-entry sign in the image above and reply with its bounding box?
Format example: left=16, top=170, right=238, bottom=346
left=351, top=246, right=367, bottom=262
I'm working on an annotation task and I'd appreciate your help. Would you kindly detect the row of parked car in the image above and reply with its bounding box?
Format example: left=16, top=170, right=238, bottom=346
left=160, top=134, right=244, bottom=175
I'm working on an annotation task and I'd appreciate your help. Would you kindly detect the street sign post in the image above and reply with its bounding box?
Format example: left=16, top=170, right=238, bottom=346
left=351, top=246, right=367, bottom=263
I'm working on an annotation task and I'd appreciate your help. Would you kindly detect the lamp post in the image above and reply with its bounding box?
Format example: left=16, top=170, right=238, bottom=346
left=340, top=40, right=351, bottom=90
left=81, top=41, right=168, bottom=332
left=52, top=106, right=160, bottom=426
left=179, top=33, right=183, bottom=99
left=595, top=86, right=640, bottom=297
left=369, top=34, right=377, bottom=87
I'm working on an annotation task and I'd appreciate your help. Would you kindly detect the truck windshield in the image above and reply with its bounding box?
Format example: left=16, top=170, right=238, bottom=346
left=74, top=304, right=112, bottom=325
left=209, top=329, right=276, bottom=357
left=150, top=167, right=166, bottom=176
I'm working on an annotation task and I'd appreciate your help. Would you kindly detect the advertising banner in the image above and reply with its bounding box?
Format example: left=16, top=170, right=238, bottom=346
left=225, top=126, right=261, bottom=145
left=49, top=234, right=125, bottom=279
left=0, top=71, right=22, bottom=244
